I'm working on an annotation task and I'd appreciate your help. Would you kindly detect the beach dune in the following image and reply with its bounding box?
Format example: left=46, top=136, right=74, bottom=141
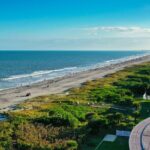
left=0, top=55, right=150, bottom=112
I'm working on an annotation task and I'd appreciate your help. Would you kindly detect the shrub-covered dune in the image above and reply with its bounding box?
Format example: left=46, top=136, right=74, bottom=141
left=0, top=62, right=150, bottom=150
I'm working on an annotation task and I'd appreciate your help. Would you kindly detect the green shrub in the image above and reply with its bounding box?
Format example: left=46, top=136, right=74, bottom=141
left=66, top=140, right=78, bottom=150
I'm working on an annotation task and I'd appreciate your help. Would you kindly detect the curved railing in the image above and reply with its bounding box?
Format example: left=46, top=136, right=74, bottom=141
left=140, top=123, right=150, bottom=150
left=129, top=118, right=150, bottom=150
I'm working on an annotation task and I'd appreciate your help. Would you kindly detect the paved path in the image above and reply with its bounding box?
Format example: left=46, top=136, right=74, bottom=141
left=129, top=118, right=150, bottom=150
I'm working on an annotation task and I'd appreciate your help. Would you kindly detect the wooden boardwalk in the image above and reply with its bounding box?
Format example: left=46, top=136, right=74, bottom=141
left=129, top=118, right=150, bottom=150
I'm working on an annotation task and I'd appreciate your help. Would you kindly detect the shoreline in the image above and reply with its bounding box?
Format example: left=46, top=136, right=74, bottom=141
left=0, top=54, right=150, bottom=112
left=0, top=52, right=149, bottom=91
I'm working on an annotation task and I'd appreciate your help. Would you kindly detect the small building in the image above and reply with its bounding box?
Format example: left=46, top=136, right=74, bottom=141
left=143, top=92, right=150, bottom=100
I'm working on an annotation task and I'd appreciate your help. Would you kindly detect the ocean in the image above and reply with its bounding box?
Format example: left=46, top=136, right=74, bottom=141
left=0, top=50, right=149, bottom=90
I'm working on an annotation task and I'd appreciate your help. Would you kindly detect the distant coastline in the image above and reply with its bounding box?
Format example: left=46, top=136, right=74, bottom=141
left=0, top=53, right=150, bottom=112
left=0, top=51, right=149, bottom=91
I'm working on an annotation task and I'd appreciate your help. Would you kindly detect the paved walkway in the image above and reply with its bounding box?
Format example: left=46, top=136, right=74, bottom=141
left=129, top=118, right=150, bottom=150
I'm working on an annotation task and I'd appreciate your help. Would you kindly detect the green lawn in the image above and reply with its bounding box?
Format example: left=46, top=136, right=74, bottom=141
left=98, top=137, right=129, bottom=150
left=80, top=135, right=104, bottom=150
left=80, top=135, right=129, bottom=150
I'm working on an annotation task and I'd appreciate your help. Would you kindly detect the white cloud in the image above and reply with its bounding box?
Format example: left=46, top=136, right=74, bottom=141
left=83, top=26, right=150, bottom=35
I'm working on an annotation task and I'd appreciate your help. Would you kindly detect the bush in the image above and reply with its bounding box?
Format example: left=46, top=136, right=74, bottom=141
left=119, top=96, right=134, bottom=107
left=36, top=107, right=80, bottom=127
left=87, top=117, right=108, bottom=134
left=66, top=140, right=78, bottom=150
left=0, top=122, right=13, bottom=150
left=17, top=141, right=52, bottom=150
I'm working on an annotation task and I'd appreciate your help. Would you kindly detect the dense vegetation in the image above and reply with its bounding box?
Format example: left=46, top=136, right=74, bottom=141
left=0, top=62, right=150, bottom=150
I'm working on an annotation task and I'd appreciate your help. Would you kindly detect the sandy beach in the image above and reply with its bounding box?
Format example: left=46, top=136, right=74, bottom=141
left=0, top=54, right=150, bottom=112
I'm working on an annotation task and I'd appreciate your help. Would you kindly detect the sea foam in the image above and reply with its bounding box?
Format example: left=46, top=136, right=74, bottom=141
left=0, top=51, right=149, bottom=90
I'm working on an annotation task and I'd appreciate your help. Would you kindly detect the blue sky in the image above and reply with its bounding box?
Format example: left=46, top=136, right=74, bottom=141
left=0, top=0, right=150, bottom=50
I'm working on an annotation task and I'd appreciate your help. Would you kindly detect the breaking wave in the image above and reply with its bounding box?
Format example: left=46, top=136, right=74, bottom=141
left=0, top=51, right=149, bottom=90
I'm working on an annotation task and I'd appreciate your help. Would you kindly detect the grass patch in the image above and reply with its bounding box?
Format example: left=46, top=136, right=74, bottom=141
left=80, top=135, right=104, bottom=150
left=98, top=137, right=129, bottom=150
